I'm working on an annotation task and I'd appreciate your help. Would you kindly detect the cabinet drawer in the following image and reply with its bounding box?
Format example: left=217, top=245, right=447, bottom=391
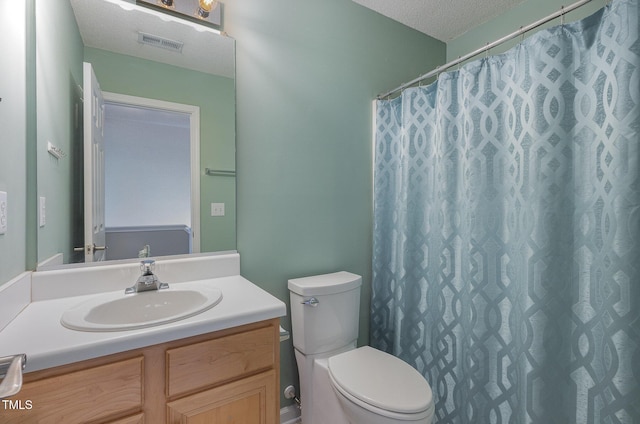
left=167, top=370, right=277, bottom=424
left=167, top=325, right=275, bottom=397
left=0, top=356, right=143, bottom=424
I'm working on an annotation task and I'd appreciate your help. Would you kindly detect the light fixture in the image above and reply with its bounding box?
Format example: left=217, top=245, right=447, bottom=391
left=134, top=0, right=223, bottom=31
left=196, top=0, right=217, bottom=19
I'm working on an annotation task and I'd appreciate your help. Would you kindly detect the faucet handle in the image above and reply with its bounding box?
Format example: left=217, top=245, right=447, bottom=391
left=140, top=259, right=155, bottom=275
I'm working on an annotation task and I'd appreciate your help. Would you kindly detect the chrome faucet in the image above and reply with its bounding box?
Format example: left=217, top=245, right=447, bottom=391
left=125, top=259, right=169, bottom=294
left=0, top=354, right=26, bottom=399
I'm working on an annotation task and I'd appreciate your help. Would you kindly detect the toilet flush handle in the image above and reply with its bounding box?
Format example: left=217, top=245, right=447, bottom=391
left=301, top=297, right=319, bottom=307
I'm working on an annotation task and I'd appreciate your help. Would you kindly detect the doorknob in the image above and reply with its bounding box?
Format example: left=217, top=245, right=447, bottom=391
left=73, top=244, right=107, bottom=253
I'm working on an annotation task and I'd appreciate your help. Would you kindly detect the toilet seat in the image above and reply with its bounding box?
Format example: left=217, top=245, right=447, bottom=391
left=328, top=346, right=433, bottom=418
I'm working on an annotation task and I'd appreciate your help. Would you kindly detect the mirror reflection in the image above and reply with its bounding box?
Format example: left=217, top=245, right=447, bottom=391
left=102, top=100, right=193, bottom=261
left=36, top=0, right=236, bottom=267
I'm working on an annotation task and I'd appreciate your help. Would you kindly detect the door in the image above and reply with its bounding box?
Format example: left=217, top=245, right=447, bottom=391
left=82, top=62, right=107, bottom=262
left=166, top=370, right=277, bottom=424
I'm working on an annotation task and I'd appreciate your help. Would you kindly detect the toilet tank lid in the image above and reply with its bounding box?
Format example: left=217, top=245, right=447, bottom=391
left=288, top=271, right=362, bottom=296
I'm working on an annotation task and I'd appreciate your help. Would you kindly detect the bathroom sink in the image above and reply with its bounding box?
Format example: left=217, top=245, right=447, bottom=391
left=61, top=283, right=223, bottom=332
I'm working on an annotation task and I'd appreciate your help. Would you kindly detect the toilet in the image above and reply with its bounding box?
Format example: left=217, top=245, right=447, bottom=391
left=289, top=271, right=434, bottom=424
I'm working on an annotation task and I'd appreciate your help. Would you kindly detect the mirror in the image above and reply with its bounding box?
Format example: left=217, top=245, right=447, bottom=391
left=35, top=0, right=236, bottom=267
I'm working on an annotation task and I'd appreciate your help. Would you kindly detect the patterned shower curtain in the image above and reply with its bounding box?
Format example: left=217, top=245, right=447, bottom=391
left=371, top=1, right=639, bottom=423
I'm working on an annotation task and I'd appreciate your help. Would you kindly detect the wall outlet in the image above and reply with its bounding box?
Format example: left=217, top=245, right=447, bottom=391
left=39, top=196, right=46, bottom=227
left=0, top=191, right=7, bottom=235
left=211, top=202, right=225, bottom=217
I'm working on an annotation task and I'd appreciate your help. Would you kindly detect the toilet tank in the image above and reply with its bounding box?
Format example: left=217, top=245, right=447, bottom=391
left=288, top=271, right=362, bottom=355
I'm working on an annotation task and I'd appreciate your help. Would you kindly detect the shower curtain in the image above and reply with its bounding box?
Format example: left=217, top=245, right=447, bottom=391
left=371, top=1, right=639, bottom=423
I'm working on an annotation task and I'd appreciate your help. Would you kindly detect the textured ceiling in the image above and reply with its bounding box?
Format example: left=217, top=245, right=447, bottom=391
left=352, top=0, right=527, bottom=41
left=69, top=0, right=234, bottom=78
left=71, top=0, right=527, bottom=77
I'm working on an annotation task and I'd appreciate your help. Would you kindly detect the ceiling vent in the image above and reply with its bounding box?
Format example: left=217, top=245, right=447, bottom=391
left=137, top=32, right=184, bottom=53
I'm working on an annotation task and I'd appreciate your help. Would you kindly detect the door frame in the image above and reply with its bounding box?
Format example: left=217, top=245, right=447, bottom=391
left=102, top=92, right=201, bottom=254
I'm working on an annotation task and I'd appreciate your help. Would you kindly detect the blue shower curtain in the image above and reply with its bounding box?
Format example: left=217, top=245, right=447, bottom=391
left=371, top=1, right=639, bottom=423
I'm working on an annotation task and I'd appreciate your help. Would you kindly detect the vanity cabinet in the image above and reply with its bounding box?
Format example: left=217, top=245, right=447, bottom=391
left=167, top=370, right=276, bottom=423
left=0, top=319, right=280, bottom=424
left=0, top=356, right=144, bottom=423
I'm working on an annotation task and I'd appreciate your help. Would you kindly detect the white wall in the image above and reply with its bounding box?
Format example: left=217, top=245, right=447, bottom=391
left=104, top=103, right=191, bottom=228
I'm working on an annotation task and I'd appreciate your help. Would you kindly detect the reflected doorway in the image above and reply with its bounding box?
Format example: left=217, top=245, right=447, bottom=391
left=104, top=102, right=190, bottom=259
left=78, top=93, right=201, bottom=262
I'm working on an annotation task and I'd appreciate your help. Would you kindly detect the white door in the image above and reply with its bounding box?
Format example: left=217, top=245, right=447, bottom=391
left=82, top=62, right=107, bottom=262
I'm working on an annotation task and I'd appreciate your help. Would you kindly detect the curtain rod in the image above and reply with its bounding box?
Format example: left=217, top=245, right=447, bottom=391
left=377, top=0, right=595, bottom=100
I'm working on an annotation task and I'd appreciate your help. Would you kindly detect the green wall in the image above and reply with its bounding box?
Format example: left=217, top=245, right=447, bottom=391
left=35, top=0, right=84, bottom=264
left=448, top=0, right=609, bottom=61
left=0, top=0, right=28, bottom=284
left=224, top=0, right=446, bottom=405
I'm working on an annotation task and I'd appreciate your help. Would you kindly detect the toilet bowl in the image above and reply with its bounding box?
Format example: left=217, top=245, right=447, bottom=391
left=329, top=346, right=434, bottom=424
left=289, top=272, right=434, bottom=424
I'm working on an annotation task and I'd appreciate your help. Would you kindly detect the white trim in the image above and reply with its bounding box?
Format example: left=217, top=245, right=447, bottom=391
left=102, top=92, right=201, bottom=253
left=37, top=253, right=64, bottom=269
left=280, top=404, right=301, bottom=424
left=0, top=272, right=31, bottom=332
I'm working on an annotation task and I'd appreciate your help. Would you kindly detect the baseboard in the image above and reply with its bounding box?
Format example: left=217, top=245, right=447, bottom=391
left=37, top=252, right=64, bottom=269
left=280, top=404, right=301, bottom=424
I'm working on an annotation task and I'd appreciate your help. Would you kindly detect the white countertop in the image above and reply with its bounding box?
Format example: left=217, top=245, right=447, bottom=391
left=0, top=275, right=286, bottom=373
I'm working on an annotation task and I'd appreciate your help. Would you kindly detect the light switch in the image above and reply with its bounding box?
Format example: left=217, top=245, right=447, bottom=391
left=211, top=202, right=225, bottom=217
left=39, top=196, right=46, bottom=227
left=0, top=191, right=7, bottom=235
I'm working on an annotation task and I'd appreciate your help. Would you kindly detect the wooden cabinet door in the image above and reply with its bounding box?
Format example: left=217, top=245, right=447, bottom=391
left=0, top=357, right=143, bottom=424
left=107, top=413, right=144, bottom=424
left=167, top=370, right=277, bottom=424
left=166, top=326, right=276, bottom=398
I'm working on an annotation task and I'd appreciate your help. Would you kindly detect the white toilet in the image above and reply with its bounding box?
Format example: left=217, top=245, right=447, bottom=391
left=289, top=271, right=434, bottom=424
